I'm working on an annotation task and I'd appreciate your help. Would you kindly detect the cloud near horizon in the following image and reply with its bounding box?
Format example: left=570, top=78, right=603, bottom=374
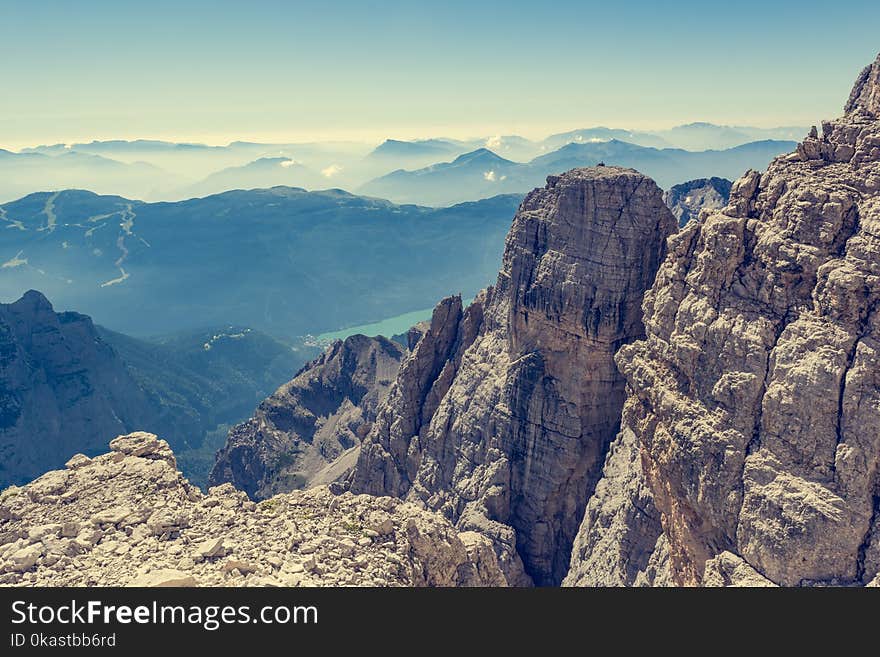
left=483, top=170, right=507, bottom=182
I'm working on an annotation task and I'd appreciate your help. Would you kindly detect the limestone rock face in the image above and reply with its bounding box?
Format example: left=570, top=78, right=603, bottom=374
left=351, top=294, right=485, bottom=499
left=701, top=552, right=777, bottom=587
left=663, top=177, right=732, bottom=226
left=129, top=569, right=197, bottom=587
left=352, top=167, right=676, bottom=585
left=209, top=335, right=405, bottom=500
left=0, top=433, right=506, bottom=587
left=0, top=291, right=156, bottom=487
left=562, top=428, right=667, bottom=586
left=588, top=53, right=880, bottom=586
left=846, top=51, right=880, bottom=117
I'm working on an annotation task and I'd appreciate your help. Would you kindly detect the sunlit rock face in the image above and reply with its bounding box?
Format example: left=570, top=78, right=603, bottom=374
left=571, top=51, right=880, bottom=587
left=353, top=166, right=676, bottom=585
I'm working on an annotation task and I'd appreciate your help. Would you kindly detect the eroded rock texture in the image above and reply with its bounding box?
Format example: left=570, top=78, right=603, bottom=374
left=1, top=433, right=505, bottom=586
left=562, top=427, right=668, bottom=586
left=663, top=177, right=732, bottom=227
left=352, top=166, right=676, bottom=584
left=575, top=52, right=880, bottom=586
left=210, top=335, right=404, bottom=500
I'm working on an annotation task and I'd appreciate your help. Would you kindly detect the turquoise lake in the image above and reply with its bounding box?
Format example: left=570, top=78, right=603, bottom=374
left=316, top=299, right=474, bottom=343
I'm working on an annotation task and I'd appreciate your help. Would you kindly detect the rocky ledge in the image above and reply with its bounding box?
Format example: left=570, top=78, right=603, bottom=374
left=0, top=432, right=506, bottom=587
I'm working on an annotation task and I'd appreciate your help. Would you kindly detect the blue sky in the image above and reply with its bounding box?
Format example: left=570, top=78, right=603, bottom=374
left=1, top=0, right=878, bottom=147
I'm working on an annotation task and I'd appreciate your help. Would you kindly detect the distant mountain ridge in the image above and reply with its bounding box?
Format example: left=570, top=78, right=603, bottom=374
left=0, top=187, right=520, bottom=337
left=4, top=123, right=806, bottom=203
left=176, top=157, right=325, bottom=198
left=366, top=138, right=464, bottom=160
left=660, top=122, right=807, bottom=150
left=541, top=127, right=672, bottom=150
left=359, top=139, right=796, bottom=206
left=0, top=149, right=175, bottom=204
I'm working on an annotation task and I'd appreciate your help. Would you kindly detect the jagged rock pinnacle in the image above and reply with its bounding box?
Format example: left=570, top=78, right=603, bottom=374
left=352, top=165, right=677, bottom=585
left=845, top=51, right=880, bottom=116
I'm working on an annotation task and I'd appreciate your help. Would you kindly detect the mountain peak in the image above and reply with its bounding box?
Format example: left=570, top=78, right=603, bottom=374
left=845, top=51, right=880, bottom=116
left=576, top=51, right=880, bottom=587
left=11, top=289, right=54, bottom=313
left=675, top=121, right=720, bottom=129
left=451, top=148, right=510, bottom=165
left=352, top=166, right=677, bottom=584
left=210, top=332, right=405, bottom=499
left=369, top=139, right=458, bottom=158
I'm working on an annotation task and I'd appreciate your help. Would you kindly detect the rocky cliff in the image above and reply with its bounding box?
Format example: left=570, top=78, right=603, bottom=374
left=0, top=290, right=312, bottom=489
left=0, top=291, right=156, bottom=487
left=8, top=55, right=879, bottom=591
left=663, top=177, right=732, bottom=226
left=0, top=433, right=505, bottom=586
left=352, top=166, right=677, bottom=584
left=210, top=335, right=405, bottom=499
left=566, top=52, right=880, bottom=587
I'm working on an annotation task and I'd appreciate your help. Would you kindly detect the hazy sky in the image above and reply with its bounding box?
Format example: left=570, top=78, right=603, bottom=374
left=1, top=0, right=878, bottom=148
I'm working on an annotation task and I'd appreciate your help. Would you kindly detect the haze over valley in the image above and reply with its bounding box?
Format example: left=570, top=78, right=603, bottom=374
left=2, top=125, right=800, bottom=205
left=2, top=0, right=879, bottom=593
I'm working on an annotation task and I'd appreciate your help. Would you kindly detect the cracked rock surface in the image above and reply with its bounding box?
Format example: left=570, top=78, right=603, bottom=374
left=0, top=433, right=506, bottom=586
left=663, top=177, right=732, bottom=227
left=210, top=335, right=405, bottom=499
left=572, top=51, right=880, bottom=586
left=352, top=166, right=676, bottom=585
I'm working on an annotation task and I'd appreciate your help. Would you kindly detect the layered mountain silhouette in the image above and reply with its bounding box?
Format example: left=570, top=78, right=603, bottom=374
left=22, top=139, right=369, bottom=182
left=0, top=149, right=175, bottom=204
left=360, top=149, right=522, bottom=205
left=177, top=157, right=325, bottom=198
left=0, top=187, right=519, bottom=337
left=659, top=122, right=807, bottom=150
left=7, top=124, right=805, bottom=205
left=541, top=127, right=672, bottom=150
left=364, top=139, right=466, bottom=169
left=359, top=139, right=795, bottom=206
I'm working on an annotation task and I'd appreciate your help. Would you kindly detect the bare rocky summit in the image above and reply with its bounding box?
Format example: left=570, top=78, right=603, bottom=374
left=663, top=177, right=732, bottom=226
left=567, top=51, right=880, bottom=587
left=0, top=432, right=505, bottom=586
left=352, top=166, right=677, bottom=585
left=210, top=335, right=405, bottom=499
